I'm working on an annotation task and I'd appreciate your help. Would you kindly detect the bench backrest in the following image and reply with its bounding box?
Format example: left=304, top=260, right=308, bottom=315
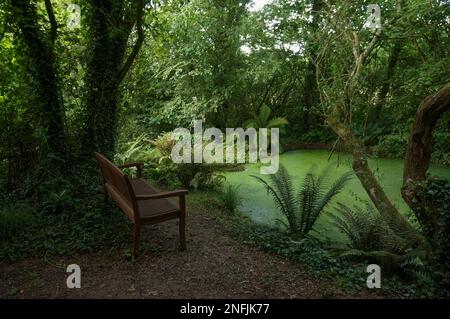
left=94, top=153, right=136, bottom=217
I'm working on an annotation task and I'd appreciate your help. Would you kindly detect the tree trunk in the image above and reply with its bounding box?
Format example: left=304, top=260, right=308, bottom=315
left=402, top=83, right=450, bottom=251
left=326, top=113, right=412, bottom=229
left=403, top=83, right=450, bottom=185
left=303, top=60, right=319, bottom=131
left=11, top=0, right=66, bottom=158
left=82, top=0, right=144, bottom=156
left=302, top=0, right=323, bottom=131
left=371, top=42, right=401, bottom=122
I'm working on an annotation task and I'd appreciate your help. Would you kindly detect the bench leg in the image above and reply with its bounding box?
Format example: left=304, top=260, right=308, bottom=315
left=179, top=196, right=186, bottom=251
left=103, top=186, right=112, bottom=213
left=179, top=215, right=186, bottom=251
left=102, top=182, right=108, bottom=202
left=133, top=224, right=141, bottom=257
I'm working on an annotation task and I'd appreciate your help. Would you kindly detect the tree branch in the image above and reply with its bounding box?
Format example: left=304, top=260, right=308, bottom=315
left=371, top=41, right=402, bottom=121
left=258, top=73, right=276, bottom=110
left=403, top=82, right=450, bottom=185
left=118, top=0, right=145, bottom=83
left=343, top=1, right=405, bottom=120
left=44, top=0, right=57, bottom=44
left=344, top=0, right=403, bottom=106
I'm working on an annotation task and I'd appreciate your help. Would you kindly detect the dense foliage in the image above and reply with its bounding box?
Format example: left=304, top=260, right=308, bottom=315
left=412, top=177, right=450, bottom=287
left=331, top=202, right=427, bottom=274
left=0, top=0, right=449, bottom=298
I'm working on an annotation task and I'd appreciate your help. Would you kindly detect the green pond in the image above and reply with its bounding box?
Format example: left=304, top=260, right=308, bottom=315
left=223, top=150, right=450, bottom=243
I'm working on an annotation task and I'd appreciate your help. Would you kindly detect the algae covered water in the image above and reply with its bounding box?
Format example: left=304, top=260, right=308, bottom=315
left=223, top=150, right=450, bottom=242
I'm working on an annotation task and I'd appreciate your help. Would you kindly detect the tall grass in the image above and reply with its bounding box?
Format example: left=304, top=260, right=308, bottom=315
left=219, top=183, right=243, bottom=213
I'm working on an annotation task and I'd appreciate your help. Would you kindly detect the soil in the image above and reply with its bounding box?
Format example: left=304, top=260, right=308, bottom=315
left=0, top=208, right=379, bottom=299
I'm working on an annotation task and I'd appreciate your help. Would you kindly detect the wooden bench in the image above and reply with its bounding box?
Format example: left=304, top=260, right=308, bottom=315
left=94, top=152, right=188, bottom=256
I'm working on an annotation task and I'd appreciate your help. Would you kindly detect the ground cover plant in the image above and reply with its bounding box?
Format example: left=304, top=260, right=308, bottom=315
left=0, top=0, right=449, bottom=299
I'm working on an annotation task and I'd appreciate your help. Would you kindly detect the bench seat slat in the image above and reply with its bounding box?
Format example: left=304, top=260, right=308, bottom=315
left=130, top=179, right=179, bottom=220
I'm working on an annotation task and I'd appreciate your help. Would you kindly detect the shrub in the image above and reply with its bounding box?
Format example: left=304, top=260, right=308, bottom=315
left=0, top=202, right=36, bottom=240
left=330, top=202, right=428, bottom=273
left=414, top=177, right=450, bottom=289
left=243, top=104, right=288, bottom=133
left=150, top=132, right=176, bottom=157
left=431, top=132, right=450, bottom=165
left=179, top=163, right=224, bottom=190
left=146, top=133, right=224, bottom=190
left=0, top=198, right=131, bottom=261
left=252, top=165, right=353, bottom=239
left=373, top=131, right=408, bottom=159
left=374, top=130, right=450, bottom=165
left=218, top=183, right=243, bottom=213
left=114, top=133, right=153, bottom=164
left=298, top=128, right=336, bottom=143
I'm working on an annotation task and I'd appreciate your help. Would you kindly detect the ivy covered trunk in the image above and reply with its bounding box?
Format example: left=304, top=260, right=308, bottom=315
left=10, top=0, right=66, bottom=159
left=402, top=83, right=450, bottom=281
left=82, top=0, right=144, bottom=156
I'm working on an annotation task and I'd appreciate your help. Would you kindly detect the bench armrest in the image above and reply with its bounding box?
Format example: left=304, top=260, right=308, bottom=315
left=135, top=189, right=188, bottom=201
left=117, top=162, right=144, bottom=178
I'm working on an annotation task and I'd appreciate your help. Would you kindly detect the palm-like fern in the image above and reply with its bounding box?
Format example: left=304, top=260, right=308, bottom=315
left=252, top=165, right=353, bottom=238
left=244, top=104, right=288, bottom=133
left=330, top=202, right=428, bottom=271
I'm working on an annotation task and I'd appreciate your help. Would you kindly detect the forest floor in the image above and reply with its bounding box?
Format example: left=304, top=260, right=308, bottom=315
left=0, top=205, right=380, bottom=299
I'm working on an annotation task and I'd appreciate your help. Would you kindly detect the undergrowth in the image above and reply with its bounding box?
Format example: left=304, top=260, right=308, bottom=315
left=193, top=191, right=443, bottom=298
left=0, top=196, right=131, bottom=262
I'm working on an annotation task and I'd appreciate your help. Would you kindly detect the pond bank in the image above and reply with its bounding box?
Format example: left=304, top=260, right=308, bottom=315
left=223, top=149, right=450, bottom=242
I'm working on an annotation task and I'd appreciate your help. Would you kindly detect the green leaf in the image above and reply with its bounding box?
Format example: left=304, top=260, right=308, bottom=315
left=267, top=117, right=288, bottom=129
left=258, top=104, right=272, bottom=127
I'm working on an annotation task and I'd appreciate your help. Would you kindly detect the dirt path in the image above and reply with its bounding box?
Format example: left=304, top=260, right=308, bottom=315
left=0, top=209, right=374, bottom=299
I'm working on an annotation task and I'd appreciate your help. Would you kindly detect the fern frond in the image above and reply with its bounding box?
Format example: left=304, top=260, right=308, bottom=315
left=331, top=201, right=430, bottom=270
left=310, top=171, right=353, bottom=230
left=251, top=175, right=295, bottom=227
left=254, top=165, right=351, bottom=238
